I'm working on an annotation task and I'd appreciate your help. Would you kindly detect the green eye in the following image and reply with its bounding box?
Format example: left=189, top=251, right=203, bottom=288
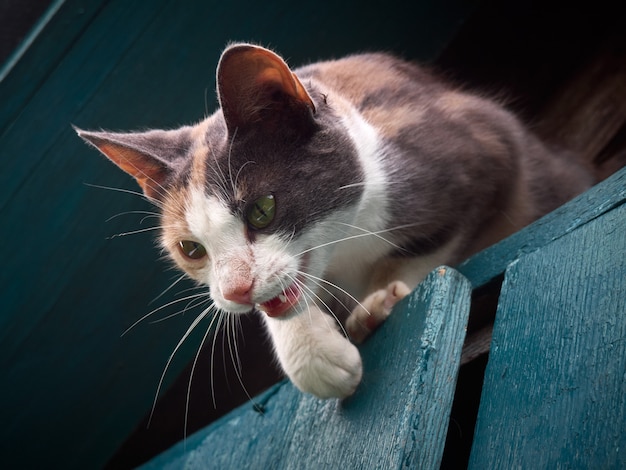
left=247, top=194, right=276, bottom=230
left=178, top=240, right=207, bottom=260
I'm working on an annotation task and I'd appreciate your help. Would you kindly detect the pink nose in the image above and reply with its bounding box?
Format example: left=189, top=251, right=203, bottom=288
left=221, top=280, right=253, bottom=305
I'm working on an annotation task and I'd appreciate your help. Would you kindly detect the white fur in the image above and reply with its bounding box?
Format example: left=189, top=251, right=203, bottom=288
left=262, top=304, right=362, bottom=398
left=184, top=188, right=301, bottom=313
left=324, top=108, right=393, bottom=297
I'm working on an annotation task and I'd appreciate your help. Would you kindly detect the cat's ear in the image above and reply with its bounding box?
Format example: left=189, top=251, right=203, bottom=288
left=74, top=127, right=190, bottom=201
left=217, top=44, right=315, bottom=134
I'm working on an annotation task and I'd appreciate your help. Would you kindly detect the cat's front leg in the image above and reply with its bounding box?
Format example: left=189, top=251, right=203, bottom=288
left=262, top=306, right=362, bottom=399
left=346, top=280, right=411, bottom=344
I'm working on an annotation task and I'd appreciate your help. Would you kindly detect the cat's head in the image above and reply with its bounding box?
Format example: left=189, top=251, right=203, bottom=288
left=76, top=44, right=364, bottom=318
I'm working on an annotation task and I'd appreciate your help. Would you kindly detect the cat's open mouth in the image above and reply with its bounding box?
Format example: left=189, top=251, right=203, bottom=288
left=258, top=283, right=301, bottom=318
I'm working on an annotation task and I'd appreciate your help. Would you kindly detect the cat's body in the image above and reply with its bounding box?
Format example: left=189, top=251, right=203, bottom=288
left=77, top=44, right=592, bottom=398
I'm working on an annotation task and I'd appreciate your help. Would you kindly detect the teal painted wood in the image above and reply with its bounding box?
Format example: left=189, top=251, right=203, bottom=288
left=141, top=267, right=472, bottom=470
left=469, top=199, right=626, bottom=467
left=458, top=167, right=626, bottom=289
left=0, top=1, right=474, bottom=468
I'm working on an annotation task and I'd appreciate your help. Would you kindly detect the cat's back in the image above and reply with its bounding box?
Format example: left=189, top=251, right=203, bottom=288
left=296, top=52, right=451, bottom=132
left=296, top=52, right=441, bottom=106
left=295, top=52, right=498, bottom=140
left=296, top=51, right=593, bottom=256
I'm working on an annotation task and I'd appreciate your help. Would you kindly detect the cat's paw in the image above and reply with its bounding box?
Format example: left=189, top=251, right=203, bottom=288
left=264, top=307, right=363, bottom=399
left=288, top=329, right=363, bottom=399
left=346, top=280, right=411, bottom=343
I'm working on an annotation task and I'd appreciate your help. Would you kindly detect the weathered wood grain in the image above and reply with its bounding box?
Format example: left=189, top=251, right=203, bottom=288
left=469, top=202, right=626, bottom=468
left=141, top=267, right=472, bottom=469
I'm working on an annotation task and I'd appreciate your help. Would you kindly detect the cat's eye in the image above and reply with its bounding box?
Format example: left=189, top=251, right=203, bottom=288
left=246, top=194, right=276, bottom=230
left=178, top=240, right=207, bottom=260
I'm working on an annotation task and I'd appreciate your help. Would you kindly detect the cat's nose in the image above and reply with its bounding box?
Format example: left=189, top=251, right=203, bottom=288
left=222, top=281, right=253, bottom=305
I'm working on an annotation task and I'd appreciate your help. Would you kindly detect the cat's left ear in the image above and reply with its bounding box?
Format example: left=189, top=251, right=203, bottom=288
left=74, top=127, right=191, bottom=201
left=217, top=44, right=316, bottom=134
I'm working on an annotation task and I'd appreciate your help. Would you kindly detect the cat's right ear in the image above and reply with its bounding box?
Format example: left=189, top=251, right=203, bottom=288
left=74, top=126, right=189, bottom=201
left=216, top=44, right=316, bottom=135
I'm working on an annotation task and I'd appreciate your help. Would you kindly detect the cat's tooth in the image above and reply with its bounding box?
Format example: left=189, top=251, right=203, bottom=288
left=278, top=294, right=287, bottom=303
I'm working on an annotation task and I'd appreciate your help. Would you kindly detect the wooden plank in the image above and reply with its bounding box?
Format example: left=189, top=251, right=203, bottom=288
left=469, top=202, right=626, bottom=468
left=140, top=267, right=472, bottom=469
left=457, top=166, right=626, bottom=289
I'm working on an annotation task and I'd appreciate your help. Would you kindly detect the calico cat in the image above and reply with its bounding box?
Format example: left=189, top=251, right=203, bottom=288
left=76, top=43, right=591, bottom=399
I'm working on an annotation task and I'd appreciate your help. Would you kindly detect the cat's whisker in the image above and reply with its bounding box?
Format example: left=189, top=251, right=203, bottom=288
left=227, top=315, right=241, bottom=376
left=139, top=214, right=161, bottom=225
left=121, top=292, right=210, bottom=337
left=293, top=230, right=387, bottom=257
left=149, top=294, right=212, bottom=325
left=105, top=210, right=161, bottom=223
left=88, top=151, right=182, bottom=208
left=208, top=137, right=232, bottom=199
left=84, top=182, right=162, bottom=208
left=107, top=219, right=185, bottom=240
left=109, top=221, right=185, bottom=240
left=336, top=182, right=366, bottom=190
left=148, top=305, right=214, bottom=427
left=149, top=273, right=190, bottom=306
left=185, top=302, right=220, bottom=444
left=336, top=179, right=402, bottom=192
left=209, top=311, right=226, bottom=409
left=297, top=270, right=372, bottom=320
left=327, top=221, right=409, bottom=252
left=108, top=226, right=163, bottom=239
left=294, top=271, right=354, bottom=318
left=290, top=273, right=353, bottom=337
left=206, top=171, right=230, bottom=201
left=234, top=160, right=255, bottom=191
left=296, top=220, right=431, bottom=257
left=226, top=314, right=259, bottom=408
left=287, top=273, right=350, bottom=338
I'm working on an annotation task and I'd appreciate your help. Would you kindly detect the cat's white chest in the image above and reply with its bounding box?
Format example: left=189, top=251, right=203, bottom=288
left=322, top=108, right=393, bottom=298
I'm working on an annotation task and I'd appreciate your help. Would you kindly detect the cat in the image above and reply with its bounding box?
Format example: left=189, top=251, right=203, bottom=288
left=76, top=43, right=592, bottom=399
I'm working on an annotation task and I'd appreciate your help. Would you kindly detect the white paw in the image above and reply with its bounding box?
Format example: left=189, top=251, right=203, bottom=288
left=346, top=280, right=411, bottom=344
left=288, top=329, right=363, bottom=399
left=264, top=310, right=363, bottom=399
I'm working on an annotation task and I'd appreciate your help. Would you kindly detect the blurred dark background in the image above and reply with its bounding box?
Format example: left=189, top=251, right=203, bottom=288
left=0, top=0, right=53, bottom=64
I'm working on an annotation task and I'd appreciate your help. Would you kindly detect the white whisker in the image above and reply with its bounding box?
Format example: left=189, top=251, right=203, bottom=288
left=185, top=302, right=220, bottom=444
left=296, top=221, right=428, bottom=257
left=150, top=295, right=211, bottom=324
left=288, top=273, right=351, bottom=338
left=210, top=312, right=226, bottom=409
left=121, top=292, right=209, bottom=337
left=295, top=275, right=350, bottom=337
left=149, top=273, right=189, bottom=305
left=84, top=182, right=157, bottom=205
left=108, top=226, right=162, bottom=238
left=148, top=306, right=213, bottom=427
left=298, top=270, right=371, bottom=320
left=105, top=210, right=161, bottom=222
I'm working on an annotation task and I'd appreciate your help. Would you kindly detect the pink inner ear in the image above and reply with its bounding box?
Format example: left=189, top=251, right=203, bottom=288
left=257, top=67, right=284, bottom=88
left=217, top=45, right=315, bottom=132
left=94, top=141, right=167, bottom=201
